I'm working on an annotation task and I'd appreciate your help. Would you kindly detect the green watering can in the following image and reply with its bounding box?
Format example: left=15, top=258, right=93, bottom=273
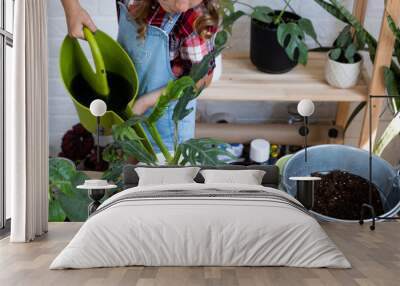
left=60, top=28, right=155, bottom=154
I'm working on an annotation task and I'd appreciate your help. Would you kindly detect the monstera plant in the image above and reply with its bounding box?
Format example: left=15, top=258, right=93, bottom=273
left=225, top=0, right=319, bottom=73
left=101, top=32, right=235, bottom=187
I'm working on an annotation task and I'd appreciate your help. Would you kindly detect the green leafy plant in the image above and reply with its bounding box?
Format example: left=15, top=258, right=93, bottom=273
left=329, top=25, right=362, bottom=63
left=312, top=0, right=374, bottom=133
left=49, top=158, right=90, bottom=222
left=98, top=16, right=238, bottom=186
left=316, top=0, right=400, bottom=153
left=230, top=0, right=319, bottom=65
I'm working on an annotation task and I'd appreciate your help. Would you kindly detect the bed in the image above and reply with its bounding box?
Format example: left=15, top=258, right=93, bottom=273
left=50, top=165, right=350, bottom=269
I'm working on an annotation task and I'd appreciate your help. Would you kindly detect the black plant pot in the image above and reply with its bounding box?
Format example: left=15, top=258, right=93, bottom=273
left=250, top=11, right=300, bottom=74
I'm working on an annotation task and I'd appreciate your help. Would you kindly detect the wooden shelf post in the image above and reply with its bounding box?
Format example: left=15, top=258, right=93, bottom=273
left=359, top=0, right=400, bottom=150
left=335, top=0, right=368, bottom=142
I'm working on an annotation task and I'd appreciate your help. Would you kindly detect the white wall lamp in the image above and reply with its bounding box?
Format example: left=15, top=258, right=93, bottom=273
left=297, top=99, right=315, bottom=163
left=289, top=99, right=320, bottom=210
left=89, top=99, right=107, bottom=163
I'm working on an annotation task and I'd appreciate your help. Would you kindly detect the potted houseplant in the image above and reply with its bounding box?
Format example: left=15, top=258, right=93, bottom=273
left=325, top=25, right=363, bottom=88
left=242, top=1, right=318, bottom=73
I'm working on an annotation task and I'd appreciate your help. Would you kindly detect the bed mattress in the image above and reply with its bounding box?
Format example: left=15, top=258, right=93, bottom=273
left=50, top=183, right=351, bottom=269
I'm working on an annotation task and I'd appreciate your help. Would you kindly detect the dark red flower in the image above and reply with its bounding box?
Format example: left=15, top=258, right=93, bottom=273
left=59, top=124, right=94, bottom=161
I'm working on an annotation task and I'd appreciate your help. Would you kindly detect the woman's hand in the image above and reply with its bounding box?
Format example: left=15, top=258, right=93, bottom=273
left=61, top=0, right=97, bottom=39
left=132, top=89, right=163, bottom=115
left=132, top=96, right=151, bottom=115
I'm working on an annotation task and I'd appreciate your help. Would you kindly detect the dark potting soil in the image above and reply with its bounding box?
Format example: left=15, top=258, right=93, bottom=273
left=70, top=72, right=133, bottom=118
left=311, top=170, right=384, bottom=220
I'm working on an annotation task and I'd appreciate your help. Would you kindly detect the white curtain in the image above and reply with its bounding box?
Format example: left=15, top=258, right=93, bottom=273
left=7, top=0, right=49, bottom=242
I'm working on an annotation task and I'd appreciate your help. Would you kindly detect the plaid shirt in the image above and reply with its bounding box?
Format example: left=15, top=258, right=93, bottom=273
left=118, top=0, right=217, bottom=77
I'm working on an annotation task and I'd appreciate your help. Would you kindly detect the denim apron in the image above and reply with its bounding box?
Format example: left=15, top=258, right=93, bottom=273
left=117, top=4, right=196, bottom=153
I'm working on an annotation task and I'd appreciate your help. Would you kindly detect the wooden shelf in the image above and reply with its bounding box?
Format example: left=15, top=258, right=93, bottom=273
left=200, top=52, right=368, bottom=102
left=195, top=123, right=342, bottom=146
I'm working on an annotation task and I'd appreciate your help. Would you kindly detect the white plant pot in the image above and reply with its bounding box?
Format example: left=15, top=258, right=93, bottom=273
left=325, top=53, right=362, bottom=89
left=212, top=54, right=223, bottom=82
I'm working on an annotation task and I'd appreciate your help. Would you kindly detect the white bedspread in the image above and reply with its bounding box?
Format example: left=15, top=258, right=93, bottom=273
left=50, top=183, right=351, bottom=269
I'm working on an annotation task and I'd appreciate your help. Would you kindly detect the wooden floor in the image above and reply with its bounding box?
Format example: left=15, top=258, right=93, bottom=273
left=0, top=222, right=399, bottom=286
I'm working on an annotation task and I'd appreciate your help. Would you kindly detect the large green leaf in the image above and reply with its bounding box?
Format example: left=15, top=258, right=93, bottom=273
left=387, top=15, right=400, bottom=64
left=335, top=25, right=353, bottom=48
left=147, top=77, right=195, bottom=124
left=374, top=114, right=400, bottom=156
left=387, top=15, right=400, bottom=42
left=190, top=46, right=225, bottom=83
left=251, top=6, right=274, bottom=24
left=313, top=0, right=348, bottom=23
left=49, top=198, right=66, bottom=222
left=298, top=18, right=318, bottom=42
left=102, top=161, right=124, bottom=190
left=172, top=87, right=199, bottom=123
left=179, top=138, right=236, bottom=166
left=384, top=67, right=400, bottom=114
left=102, top=144, right=122, bottom=163
left=49, top=157, right=75, bottom=183
left=53, top=165, right=90, bottom=222
left=49, top=158, right=76, bottom=197
left=222, top=11, right=246, bottom=34
left=329, top=47, right=342, bottom=61
left=215, top=30, right=229, bottom=48
left=171, top=46, right=225, bottom=124
left=112, top=124, right=142, bottom=141
left=112, top=116, right=146, bottom=142
left=277, top=22, right=308, bottom=65
left=344, top=43, right=358, bottom=63
left=119, top=140, right=156, bottom=166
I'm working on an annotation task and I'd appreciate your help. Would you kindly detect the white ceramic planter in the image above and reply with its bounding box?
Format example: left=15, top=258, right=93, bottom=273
left=325, top=53, right=362, bottom=89
left=212, top=54, right=223, bottom=82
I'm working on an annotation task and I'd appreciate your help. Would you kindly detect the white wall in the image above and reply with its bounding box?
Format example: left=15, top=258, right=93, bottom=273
left=48, top=0, right=398, bottom=165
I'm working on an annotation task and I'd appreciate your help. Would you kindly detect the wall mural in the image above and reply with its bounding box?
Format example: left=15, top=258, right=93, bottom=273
left=49, top=0, right=399, bottom=225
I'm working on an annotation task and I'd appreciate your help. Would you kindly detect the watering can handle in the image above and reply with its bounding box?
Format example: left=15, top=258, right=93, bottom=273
left=82, top=27, right=110, bottom=96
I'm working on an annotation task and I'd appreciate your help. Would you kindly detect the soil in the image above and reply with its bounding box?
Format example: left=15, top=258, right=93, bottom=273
left=70, top=72, right=134, bottom=119
left=311, top=170, right=384, bottom=220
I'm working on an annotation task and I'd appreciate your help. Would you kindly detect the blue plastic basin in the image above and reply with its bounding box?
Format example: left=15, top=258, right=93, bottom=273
left=282, top=144, right=400, bottom=222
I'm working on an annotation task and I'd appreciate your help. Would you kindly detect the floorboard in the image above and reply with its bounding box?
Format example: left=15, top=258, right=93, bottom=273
left=0, top=222, right=399, bottom=286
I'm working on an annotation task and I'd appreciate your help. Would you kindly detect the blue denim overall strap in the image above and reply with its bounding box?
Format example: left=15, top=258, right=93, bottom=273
left=117, top=4, right=197, bottom=153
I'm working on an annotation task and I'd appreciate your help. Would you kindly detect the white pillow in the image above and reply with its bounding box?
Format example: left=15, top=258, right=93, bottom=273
left=200, top=169, right=266, bottom=185
left=136, top=167, right=201, bottom=186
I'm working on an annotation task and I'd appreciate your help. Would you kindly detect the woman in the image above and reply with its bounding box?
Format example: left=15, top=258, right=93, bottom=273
left=61, top=0, right=218, bottom=152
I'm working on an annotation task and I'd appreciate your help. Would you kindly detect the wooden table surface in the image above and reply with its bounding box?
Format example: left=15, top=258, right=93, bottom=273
left=1, top=222, right=399, bottom=286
